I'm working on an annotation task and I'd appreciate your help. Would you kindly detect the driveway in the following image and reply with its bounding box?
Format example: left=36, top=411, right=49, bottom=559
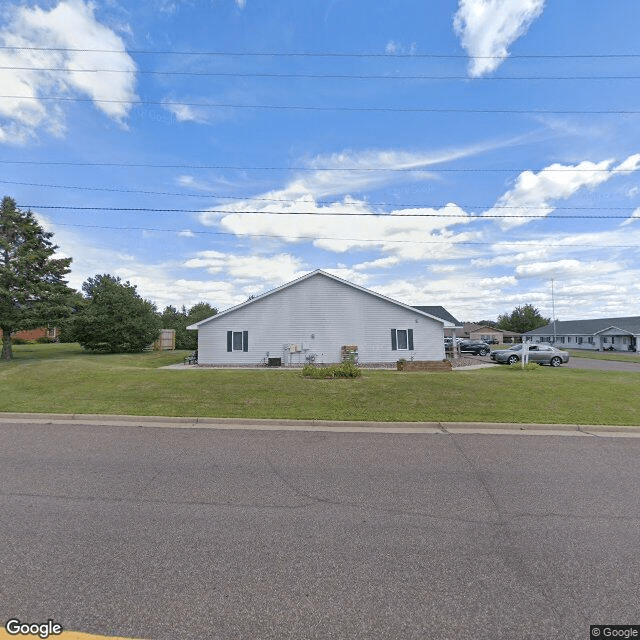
left=463, top=352, right=640, bottom=372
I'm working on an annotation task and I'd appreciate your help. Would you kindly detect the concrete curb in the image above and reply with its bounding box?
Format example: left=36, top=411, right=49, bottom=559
left=0, top=412, right=638, bottom=436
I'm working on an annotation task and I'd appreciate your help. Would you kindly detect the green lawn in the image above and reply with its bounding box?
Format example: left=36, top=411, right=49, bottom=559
left=1, top=343, right=639, bottom=425
left=567, top=349, right=640, bottom=363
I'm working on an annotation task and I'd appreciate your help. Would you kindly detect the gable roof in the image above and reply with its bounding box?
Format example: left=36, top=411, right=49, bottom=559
left=187, top=269, right=456, bottom=329
left=524, top=316, right=640, bottom=336
left=412, top=306, right=462, bottom=327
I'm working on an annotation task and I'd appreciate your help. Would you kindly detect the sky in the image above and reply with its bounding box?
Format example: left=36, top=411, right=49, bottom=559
left=1, top=0, right=640, bottom=322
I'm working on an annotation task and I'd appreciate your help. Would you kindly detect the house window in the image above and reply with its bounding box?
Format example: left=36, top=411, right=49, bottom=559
left=391, top=328, right=414, bottom=351
left=227, top=330, right=249, bottom=352
left=588, top=337, right=594, bottom=344
left=578, top=337, right=583, bottom=344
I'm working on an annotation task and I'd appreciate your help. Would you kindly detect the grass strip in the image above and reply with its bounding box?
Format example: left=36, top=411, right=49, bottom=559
left=1, top=344, right=639, bottom=425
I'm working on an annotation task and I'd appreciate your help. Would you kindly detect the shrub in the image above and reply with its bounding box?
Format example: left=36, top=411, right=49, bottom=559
left=35, top=336, right=54, bottom=344
left=301, top=361, right=362, bottom=379
left=508, top=361, right=540, bottom=371
left=11, top=338, right=29, bottom=345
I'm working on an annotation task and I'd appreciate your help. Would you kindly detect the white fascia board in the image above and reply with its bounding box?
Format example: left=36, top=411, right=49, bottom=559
left=594, top=326, right=631, bottom=336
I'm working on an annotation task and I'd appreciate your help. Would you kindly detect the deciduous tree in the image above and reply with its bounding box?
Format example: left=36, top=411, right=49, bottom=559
left=159, top=302, right=217, bottom=350
left=73, top=274, right=161, bottom=353
left=497, top=304, right=549, bottom=334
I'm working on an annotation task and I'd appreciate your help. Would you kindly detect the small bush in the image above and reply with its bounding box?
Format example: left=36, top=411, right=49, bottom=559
left=508, top=361, right=540, bottom=371
left=11, top=338, right=29, bottom=345
left=35, top=336, right=54, bottom=344
left=302, top=361, right=362, bottom=379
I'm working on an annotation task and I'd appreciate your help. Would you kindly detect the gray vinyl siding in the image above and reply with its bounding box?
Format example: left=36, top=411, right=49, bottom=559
left=196, top=273, right=445, bottom=364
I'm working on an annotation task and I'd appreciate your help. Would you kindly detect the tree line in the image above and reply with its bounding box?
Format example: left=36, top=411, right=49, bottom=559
left=0, top=197, right=215, bottom=360
left=1, top=196, right=551, bottom=360
left=469, top=305, right=550, bottom=334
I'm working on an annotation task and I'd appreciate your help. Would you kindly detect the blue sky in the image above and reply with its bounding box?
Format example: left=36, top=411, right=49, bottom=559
left=2, top=0, right=640, bottom=321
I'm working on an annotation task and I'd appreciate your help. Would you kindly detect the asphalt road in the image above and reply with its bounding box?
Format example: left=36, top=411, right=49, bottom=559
left=564, top=357, right=640, bottom=371
left=1, top=422, right=638, bottom=640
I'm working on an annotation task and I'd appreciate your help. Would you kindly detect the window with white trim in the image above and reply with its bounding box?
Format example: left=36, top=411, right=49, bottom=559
left=391, top=328, right=414, bottom=351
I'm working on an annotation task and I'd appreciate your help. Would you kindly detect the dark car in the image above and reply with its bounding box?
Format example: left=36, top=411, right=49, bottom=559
left=490, top=344, right=569, bottom=366
left=458, top=340, right=491, bottom=356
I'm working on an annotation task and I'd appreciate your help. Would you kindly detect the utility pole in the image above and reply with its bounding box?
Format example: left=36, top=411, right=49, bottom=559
left=551, top=279, right=557, bottom=344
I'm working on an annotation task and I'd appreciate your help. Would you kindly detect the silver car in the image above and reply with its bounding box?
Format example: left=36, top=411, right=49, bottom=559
left=490, top=344, right=570, bottom=367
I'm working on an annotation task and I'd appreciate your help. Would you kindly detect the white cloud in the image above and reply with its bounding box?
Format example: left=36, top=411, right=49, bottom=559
left=515, top=259, right=621, bottom=279
left=622, top=208, right=640, bottom=226
left=453, top=0, right=546, bottom=77
left=164, top=102, right=203, bottom=123
left=209, top=198, right=477, bottom=261
left=195, top=144, right=514, bottom=262
left=614, top=154, right=640, bottom=174
left=484, top=158, right=620, bottom=229
left=184, top=251, right=306, bottom=285
left=353, top=256, right=400, bottom=271
left=385, top=40, right=398, bottom=55
left=162, top=100, right=218, bottom=124
left=626, top=186, right=640, bottom=198
left=299, top=145, right=497, bottom=197
left=479, top=275, right=518, bottom=287
left=0, top=0, right=136, bottom=144
left=384, top=40, right=416, bottom=56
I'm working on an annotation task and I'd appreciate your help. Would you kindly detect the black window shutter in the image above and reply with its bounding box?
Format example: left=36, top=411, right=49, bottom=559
left=242, top=331, right=248, bottom=352
left=226, top=331, right=233, bottom=352
left=391, top=329, right=397, bottom=350
left=408, top=329, right=414, bottom=350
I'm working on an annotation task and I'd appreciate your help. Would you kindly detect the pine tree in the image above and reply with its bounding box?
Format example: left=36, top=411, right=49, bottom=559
left=0, top=197, right=74, bottom=360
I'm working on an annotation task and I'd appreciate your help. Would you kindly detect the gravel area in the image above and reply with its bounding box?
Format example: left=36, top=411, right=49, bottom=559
left=450, top=354, right=494, bottom=368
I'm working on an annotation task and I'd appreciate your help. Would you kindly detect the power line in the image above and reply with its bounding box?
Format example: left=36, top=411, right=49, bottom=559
left=1, top=45, right=639, bottom=58
left=0, top=95, right=637, bottom=114
left=22, top=204, right=638, bottom=219
left=4, top=178, right=639, bottom=210
left=47, top=221, right=640, bottom=248
left=2, top=66, right=638, bottom=81
left=0, top=160, right=635, bottom=172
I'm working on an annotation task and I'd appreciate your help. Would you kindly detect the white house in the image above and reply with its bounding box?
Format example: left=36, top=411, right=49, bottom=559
left=187, top=270, right=455, bottom=366
left=524, top=317, right=640, bottom=352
